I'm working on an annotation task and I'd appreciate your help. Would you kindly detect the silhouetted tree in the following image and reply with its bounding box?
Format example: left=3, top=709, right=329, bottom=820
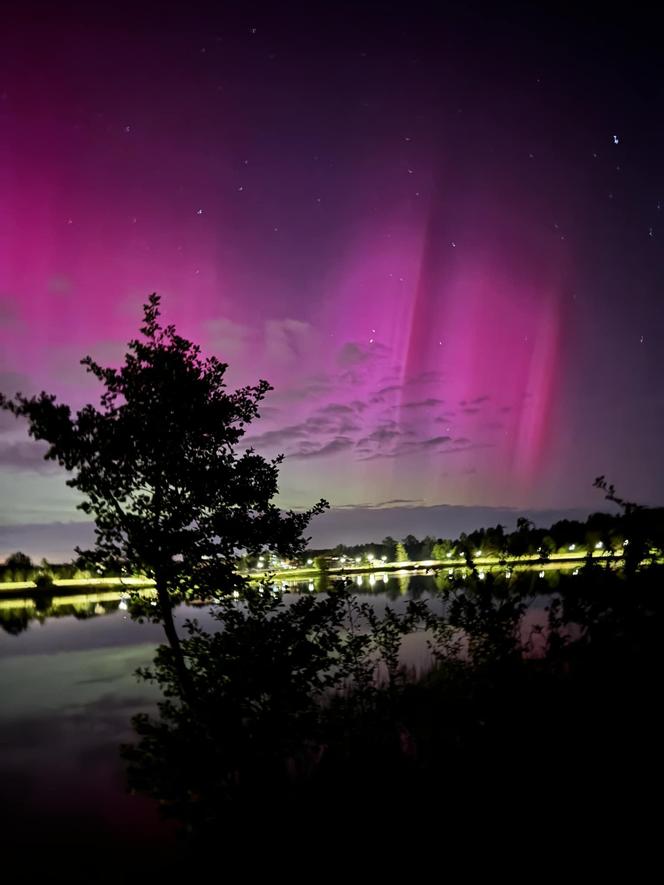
left=401, top=534, right=421, bottom=559
left=4, top=551, right=32, bottom=570
left=395, top=542, right=409, bottom=562
left=0, top=294, right=327, bottom=700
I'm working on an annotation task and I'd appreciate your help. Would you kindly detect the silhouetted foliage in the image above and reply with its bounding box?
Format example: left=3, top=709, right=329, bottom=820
left=0, top=294, right=328, bottom=698
left=123, top=579, right=429, bottom=833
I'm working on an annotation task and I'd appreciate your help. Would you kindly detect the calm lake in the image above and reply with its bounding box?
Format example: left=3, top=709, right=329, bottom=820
left=0, top=570, right=552, bottom=850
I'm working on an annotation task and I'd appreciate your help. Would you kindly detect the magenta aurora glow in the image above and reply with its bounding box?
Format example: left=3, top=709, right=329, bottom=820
left=1, top=4, right=663, bottom=557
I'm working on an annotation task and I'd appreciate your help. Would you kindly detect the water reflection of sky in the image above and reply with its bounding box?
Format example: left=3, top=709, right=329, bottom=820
left=0, top=574, right=551, bottom=847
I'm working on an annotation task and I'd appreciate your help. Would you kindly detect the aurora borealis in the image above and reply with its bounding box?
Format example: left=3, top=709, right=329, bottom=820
left=1, top=3, right=663, bottom=555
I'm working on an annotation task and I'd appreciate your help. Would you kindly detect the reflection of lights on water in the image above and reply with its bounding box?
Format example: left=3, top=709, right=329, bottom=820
left=150, top=600, right=157, bottom=606
left=118, top=600, right=128, bottom=611
left=478, top=571, right=485, bottom=580
left=573, top=569, right=579, bottom=575
left=382, top=574, right=388, bottom=583
left=369, top=575, right=376, bottom=586
left=539, top=571, right=545, bottom=578
left=356, top=575, right=363, bottom=586
left=505, top=570, right=511, bottom=578
left=308, top=582, right=314, bottom=591
left=448, top=569, right=453, bottom=576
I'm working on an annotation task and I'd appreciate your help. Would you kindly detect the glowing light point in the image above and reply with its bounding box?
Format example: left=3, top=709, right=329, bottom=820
left=613, top=134, right=619, bottom=144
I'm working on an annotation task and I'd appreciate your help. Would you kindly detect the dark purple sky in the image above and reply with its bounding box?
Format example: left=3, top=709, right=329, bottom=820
left=1, top=3, right=662, bottom=557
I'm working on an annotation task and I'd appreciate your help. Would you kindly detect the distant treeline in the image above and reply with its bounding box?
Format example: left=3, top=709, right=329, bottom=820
left=5, top=508, right=664, bottom=582
left=0, top=551, right=127, bottom=584
left=302, top=508, right=664, bottom=565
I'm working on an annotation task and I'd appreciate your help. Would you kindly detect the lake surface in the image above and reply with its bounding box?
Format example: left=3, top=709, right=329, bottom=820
left=0, top=570, right=551, bottom=852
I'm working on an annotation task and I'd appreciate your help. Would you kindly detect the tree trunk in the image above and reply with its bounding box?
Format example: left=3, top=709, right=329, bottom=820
left=156, top=577, right=196, bottom=706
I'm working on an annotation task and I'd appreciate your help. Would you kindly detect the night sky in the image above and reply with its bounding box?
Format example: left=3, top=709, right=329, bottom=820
left=1, top=2, right=663, bottom=557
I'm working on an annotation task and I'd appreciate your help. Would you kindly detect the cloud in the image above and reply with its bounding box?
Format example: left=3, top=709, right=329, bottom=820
left=370, top=384, right=402, bottom=403
left=334, top=498, right=425, bottom=510
left=0, top=441, right=59, bottom=473
left=206, top=316, right=253, bottom=358
left=356, top=427, right=402, bottom=447
left=288, top=436, right=355, bottom=459
left=318, top=403, right=354, bottom=415
left=270, top=380, right=335, bottom=403
left=400, top=398, right=444, bottom=409
left=421, top=435, right=452, bottom=447
left=337, top=341, right=389, bottom=367
left=405, top=370, right=443, bottom=385
left=0, top=370, right=31, bottom=397
left=0, top=299, right=20, bottom=325
left=265, top=318, right=312, bottom=363
left=245, top=423, right=312, bottom=449
left=48, top=274, right=72, bottom=294
left=358, top=434, right=453, bottom=460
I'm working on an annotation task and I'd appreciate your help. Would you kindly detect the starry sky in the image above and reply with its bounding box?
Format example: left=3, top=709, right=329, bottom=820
left=1, top=2, right=663, bottom=557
